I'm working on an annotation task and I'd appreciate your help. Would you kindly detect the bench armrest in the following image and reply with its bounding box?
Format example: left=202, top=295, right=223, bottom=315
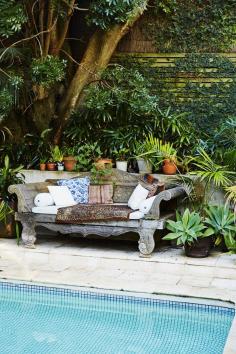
left=146, top=186, right=185, bottom=220
left=8, top=182, right=52, bottom=212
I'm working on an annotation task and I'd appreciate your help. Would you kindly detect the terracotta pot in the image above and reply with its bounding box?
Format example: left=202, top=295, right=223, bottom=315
left=162, top=159, right=177, bottom=175
left=46, top=162, right=57, bottom=171
left=94, top=158, right=112, bottom=171
left=63, top=156, right=76, bottom=172
left=39, top=163, right=46, bottom=171
left=184, top=238, right=211, bottom=258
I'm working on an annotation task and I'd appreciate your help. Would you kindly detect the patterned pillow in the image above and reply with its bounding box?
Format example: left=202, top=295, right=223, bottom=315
left=57, top=177, right=90, bottom=204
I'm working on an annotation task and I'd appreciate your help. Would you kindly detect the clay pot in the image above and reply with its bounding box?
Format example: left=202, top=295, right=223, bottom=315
left=94, top=158, right=112, bottom=171
left=39, top=163, right=46, bottom=171
left=63, top=156, right=77, bottom=171
left=162, top=159, right=177, bottom=175
left=184, top=238, right=211, bottom=258
left=46, top=162, right=57, bottom=171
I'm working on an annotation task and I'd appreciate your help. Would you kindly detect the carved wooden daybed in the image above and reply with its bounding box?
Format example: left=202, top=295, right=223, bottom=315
left=8, top=170, right=184, bottom=257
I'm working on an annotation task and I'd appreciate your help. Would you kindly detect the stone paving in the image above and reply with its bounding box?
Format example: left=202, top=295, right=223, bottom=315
left=0, top=236, right=235, bottom=353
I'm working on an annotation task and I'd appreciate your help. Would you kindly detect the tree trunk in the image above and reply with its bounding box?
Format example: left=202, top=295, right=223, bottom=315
left=53, top=7, right=147, bottom=144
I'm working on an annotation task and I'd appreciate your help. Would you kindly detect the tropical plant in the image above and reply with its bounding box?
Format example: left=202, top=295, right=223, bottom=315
left=113, top=148, right=129, bottom=161
left=76, top=143, right=102, bottom=172
left=0, top=200, right=13, bottom=224
left=0, top=155, right=24, bottom=199
left=0, top=155, right=24, bottom=225
left=163, top=209, right=212, bottom=246
left=49, top=145, right=63, bottom=162
left=0, top=0, right=148, bottom=143
left=191, top=148, right=235, bottom=188
left=225, top=186, right=236, bottom=208
left=135, top=135, right=177, bottom=170
left=204, top=205, right=236, bottom=251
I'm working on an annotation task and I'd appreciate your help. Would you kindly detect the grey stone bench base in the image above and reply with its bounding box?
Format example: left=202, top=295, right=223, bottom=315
left=15, top=212, right=173, bottom=257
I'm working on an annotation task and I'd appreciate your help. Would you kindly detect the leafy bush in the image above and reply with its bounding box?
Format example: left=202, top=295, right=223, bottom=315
left=87, top=0, right=145, bottom=29
left=31, top=56, right=67, bottom=88
left=150, top=0, right=236, bottom=52
left=0, top=0, right=27, bottom=38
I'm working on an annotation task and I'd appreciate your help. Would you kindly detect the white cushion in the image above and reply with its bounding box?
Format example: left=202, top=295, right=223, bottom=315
left=34, top=193, right=54, bottom=207
left=47, top=186, right=77, bottom=207
left=32, top=206, right=59, bottom=215
left=139, top=196, right=156, bottom=215
left=128, top=184, right=149, bottom=210
left=129, top=211, right=145, bottom=220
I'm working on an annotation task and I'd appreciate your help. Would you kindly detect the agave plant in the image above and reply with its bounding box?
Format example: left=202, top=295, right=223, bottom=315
left=204, top=205, right=236, bottom=251
left=163, top=209, right=212, bottom=246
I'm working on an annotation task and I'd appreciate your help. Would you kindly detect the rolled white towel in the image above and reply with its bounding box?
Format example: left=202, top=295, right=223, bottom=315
left=34, top=193, right=54, bottom=207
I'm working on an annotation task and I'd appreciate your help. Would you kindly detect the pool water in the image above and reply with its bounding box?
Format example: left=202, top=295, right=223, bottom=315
left=0, top=282, right=234, bottom=354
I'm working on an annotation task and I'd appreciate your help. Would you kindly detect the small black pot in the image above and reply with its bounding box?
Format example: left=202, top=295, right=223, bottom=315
left=184, top=238, right=211, bottom=258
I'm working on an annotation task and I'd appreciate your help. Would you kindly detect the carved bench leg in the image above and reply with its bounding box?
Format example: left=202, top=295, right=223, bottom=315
left=138, top=229, right=155, bottom=258
left=21, top=221, right=36, bottom=248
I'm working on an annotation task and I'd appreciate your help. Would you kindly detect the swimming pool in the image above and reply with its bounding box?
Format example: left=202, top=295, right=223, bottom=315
left=0, top=281, right=234, bottom=354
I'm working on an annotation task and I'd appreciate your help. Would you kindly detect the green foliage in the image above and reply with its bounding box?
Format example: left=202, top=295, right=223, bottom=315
left=151, top=0, right=236, bottom=52
left=0, top=156, right=24, bottom=199
left=163, top=209, right=210, bottom=246
left=0, top=0, right=27, bottom=38
left=191, top=148, right=235, bottom=188
left=134, top=134, right=177, bottom=169
left=154, top=54, right=236, bottom=135
left=225, top=186, right=236, bottom=206
left=65, top=65, right=158, bottom=154
left=0, top=200, right=13, bottom=224
left=75, top=143, right=102, bottom=172
left=0, top=89, right=13, bottom=121
left=88, top=0, right=145, bottom=29
left=204, top=205, right=236, bottom=250
left=64, top=65, right=196, bottom=157
left=31, top=56, right=67, bottom=88
left=50, top=145, right=63, bottom=162
left=113, top=148, right=129, bottom=161
left=0, top=74, right=24, bottom=122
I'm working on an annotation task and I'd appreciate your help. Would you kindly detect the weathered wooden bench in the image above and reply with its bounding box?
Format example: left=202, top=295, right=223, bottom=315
left=9, top=170, right=184, bottom=257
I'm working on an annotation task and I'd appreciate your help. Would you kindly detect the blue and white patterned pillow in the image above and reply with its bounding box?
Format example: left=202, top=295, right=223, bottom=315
left=57, top=177, right=90, bottom=204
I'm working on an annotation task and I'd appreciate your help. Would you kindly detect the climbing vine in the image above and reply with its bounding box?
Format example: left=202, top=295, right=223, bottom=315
left=147, top=0, right=236, bottom=52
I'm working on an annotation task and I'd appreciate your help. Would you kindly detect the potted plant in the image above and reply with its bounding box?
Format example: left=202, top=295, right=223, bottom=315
left=134, top=141, right=153, bottom=174
left=39, top=157, right=47, bottom=171
left=113, top=148, right=129, bottom=172
left=76, top=143, right=102, bottom=172
left=0, top=155, right=24, bottom=238
left=147, top=136, right=177, bottom=175
left=63, top=147, right=77, bottom=172
left=163, top=209, right=214, bottom=257
left=204, top=205, right=236, bottom=252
